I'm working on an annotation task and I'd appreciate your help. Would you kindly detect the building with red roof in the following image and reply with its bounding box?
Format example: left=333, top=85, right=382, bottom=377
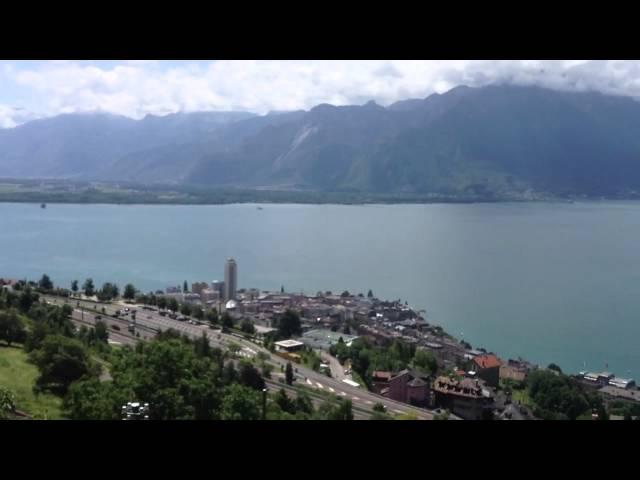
left=471, top=354, right=502, bottom=388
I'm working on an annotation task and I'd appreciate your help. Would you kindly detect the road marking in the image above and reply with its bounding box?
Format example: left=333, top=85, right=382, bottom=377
left=316, top=383, right=324, bottom=389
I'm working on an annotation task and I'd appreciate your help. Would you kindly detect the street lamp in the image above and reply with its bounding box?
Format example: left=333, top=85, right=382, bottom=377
left=262, top=388, right=268, bottom=420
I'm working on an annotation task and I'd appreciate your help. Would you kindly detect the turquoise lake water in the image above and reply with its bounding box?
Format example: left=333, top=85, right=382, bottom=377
left=1, top=201, right=639, bottom=378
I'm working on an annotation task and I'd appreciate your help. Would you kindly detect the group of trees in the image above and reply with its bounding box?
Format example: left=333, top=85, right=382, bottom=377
left=64, top=329, right=303, bottom=420
left=0, top=310, right=27, bottom=346
left=526, top=370, right=592, bottom=420
left=30, top=335, right=98, bottom=395
left=274, top=309, right=302, bottom=340
left=97, top=283, right=119, bottom=302
left=330, top=337, right=438, bottom=389
left=2, top=284, right=367, bottom=421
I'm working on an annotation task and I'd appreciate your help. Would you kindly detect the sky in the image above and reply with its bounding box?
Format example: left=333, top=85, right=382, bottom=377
left=1, top=60, right=640, bottom=128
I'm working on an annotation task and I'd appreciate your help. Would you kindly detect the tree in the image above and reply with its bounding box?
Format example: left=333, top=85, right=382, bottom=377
left=71, top=280, right=79, bottom=294
left=222, top=362, right=238, bottom=385
left=63, top=377, right=118, bottom=420
left=107, top=337, right=224, bottom=420
left=547, top=363, right=563, bottom=374
left=367, top=289, right=374, bottom=298
left=528, top=370, right=589, bottom=420
left=18, top=287, right=38, bottom=313
left=194, top=331, right=211, bottom=358
left=261, top=363, right=273, bottom=379
left=83, top=279, right=95, bottom=297
left=340, top=290, right=350, bottom=297
left=221, top=384, right=262, bottom=420
left=274, top=388, right=296, bottom=415
left=281, top=285, right=284, bottom=293
left=206, top=309, right=218, bottom=325
left=0, top=310, right=27, bottom=347
left=343, top=324, right=351, bottom=335
left=240, top=319, right=255, bottom=335
left=180, top=303, right=192, bottom=316
left=221, top=312, right=234, bottom=330
left=98, top=282, right=119, bottom=301
left=277, top=309, right=302, bottom=339
left=0, top=387, right=16, bottom=419
left=94, top=321, right=109, bottom=344
left=30, top=335, right=94, bottom=395
left=413, top=349, right=438, bottom=375
left=168, top=297, right=179, bottom=312
left=123, top=284, right=136, bottom=301
left=183, top=281, right=189, bottom=293
left=285, top=362, right=294, bottom=385
left=193, top=306, right=204, bottom=320
left=294, top=391, right=313, bottom=415
left=38, top=274, right=53, bottom=291
left=157, top=297, right=167, bottom=310
left=373, top=402, right=386, bottom=413
left=239, top=361, right=266, bottom=390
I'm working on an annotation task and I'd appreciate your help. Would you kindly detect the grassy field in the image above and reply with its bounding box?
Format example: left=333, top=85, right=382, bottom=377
left=0, top=345, right=64, bottom=419
left=511, top=387, right=534, bottom=408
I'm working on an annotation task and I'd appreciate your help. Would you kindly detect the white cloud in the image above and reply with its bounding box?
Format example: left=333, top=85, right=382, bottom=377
left=3, top=60, right=640, bottom=127
left=0, top=105, right=18, bottom=128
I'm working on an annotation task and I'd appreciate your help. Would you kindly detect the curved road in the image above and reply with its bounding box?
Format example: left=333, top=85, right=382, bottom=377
left=47, top=295, right=434, bottom=419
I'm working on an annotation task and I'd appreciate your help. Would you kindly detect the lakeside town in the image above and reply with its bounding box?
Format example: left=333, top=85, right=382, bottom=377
left=162, top=258, right=640, bottom=420
left=3, top=257, right=636, bottom=421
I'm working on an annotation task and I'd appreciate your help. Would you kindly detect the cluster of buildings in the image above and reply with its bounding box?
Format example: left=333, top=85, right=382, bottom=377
left=576, top=370, right=638, bottom=410
left=152, top=260, right=640, bottom=419
left=371, top=369, right=431, bottom=408
left=161, top=258, right=238, bottom=309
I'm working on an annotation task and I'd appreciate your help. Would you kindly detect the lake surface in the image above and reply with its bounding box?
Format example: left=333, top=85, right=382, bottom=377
left=1, top=201, right=639, bottom=378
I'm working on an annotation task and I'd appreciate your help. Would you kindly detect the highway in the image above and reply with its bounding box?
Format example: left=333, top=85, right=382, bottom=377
left=45, top=295, right=435, bottom=419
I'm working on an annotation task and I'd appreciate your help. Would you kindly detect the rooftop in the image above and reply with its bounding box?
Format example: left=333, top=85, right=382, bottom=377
left=274, top=339, right=305, bottom=348
left=473, top=354, right=501, bottom=369
left=372, top=371, right=392, bottom=381
left=433, top=376, right=487, bottom=399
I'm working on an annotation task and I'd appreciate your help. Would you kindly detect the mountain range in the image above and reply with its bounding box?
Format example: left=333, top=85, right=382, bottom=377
left=3, top=85, right=640, bottom=198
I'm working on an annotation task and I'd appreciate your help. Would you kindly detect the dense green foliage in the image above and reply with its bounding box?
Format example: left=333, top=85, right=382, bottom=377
left=1, top=284, right=372, bottom=421
left=330, top=337, right=434, bottom=388
left=0, top=310, right=27, bottom=346
left=83, top=279, right=95, bottom=297
left=526, top=370, right=591, bottom=420
left=123, top=284, right=136, bottom=301
left=275, top=309, right=302, bottom=340
left=0, top=387, right=16, bottom=419
left=29, top=335, right=96, bottom=395
left=97, top=282, right=119, bottom=301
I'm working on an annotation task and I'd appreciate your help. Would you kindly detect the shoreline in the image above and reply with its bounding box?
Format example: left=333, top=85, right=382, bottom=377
left=1, top=198, right=637, bottom=207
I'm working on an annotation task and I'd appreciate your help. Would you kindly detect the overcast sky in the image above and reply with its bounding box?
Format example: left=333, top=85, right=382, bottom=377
left=1, top=60, right=639, bottom=128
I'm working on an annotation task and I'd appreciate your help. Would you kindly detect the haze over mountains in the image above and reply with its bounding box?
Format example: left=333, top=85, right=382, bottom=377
left=3, top=84, right=640, bottom=197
